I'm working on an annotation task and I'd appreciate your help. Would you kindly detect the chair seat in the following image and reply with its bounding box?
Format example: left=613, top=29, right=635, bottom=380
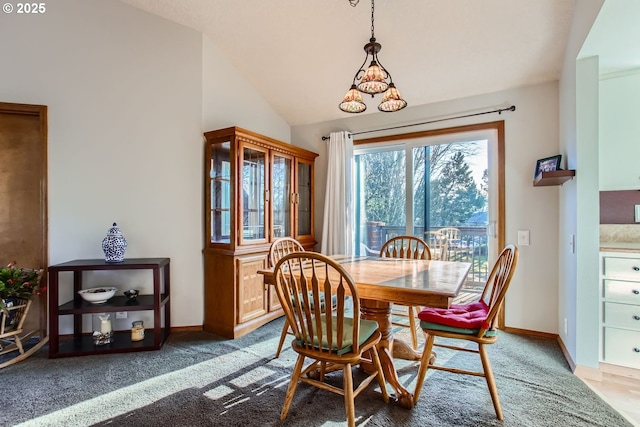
left=418, top=301, right=490, bottom=328
left=296, top=315, right=379, bottom=355
left=418, top=301, right=496, bottom=337
left=419, top=321, right=498, bottom=337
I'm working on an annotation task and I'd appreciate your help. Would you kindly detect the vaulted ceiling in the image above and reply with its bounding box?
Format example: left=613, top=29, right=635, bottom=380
left=120, top=0, right=579, bottom=126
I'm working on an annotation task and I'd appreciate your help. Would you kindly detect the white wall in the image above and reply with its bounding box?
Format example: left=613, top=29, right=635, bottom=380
left=201, top=36, right=291, bottom=143
left=0, top=0, right=290, bottom=330
left=294, top=81, right=562, bottom=333
left=558, top=0, right=604, bottom=368
left=599, top=70, right=640, bottom=190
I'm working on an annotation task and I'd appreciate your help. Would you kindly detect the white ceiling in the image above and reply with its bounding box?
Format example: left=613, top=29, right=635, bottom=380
left=580, top=0, right=640, bottom=75
left=120, top=0, right=582, bottom=126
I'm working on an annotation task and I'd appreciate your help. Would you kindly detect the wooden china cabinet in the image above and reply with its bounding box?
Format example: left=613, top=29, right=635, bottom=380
left=203, top=127, right=318, bottom=338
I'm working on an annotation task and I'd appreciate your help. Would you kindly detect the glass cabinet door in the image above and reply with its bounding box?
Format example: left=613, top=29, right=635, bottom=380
left=271, top=153, right=292, bottom=238
left=296, top=159, right=313, bottom=237
left=240, top=143, right=268, bottom=244
left=209, top=141, right=231, bottom=243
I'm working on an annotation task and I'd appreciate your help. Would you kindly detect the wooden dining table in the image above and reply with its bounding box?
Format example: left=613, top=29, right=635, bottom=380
left=259, top=254, right=472, bottom=409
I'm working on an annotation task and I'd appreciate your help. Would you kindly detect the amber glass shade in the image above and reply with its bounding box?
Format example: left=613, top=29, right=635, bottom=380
left=357, top=61, right=389, bottom=94
left=378, top=83, right=407, bottom=112
left=339, top=85, right=367, bottom=113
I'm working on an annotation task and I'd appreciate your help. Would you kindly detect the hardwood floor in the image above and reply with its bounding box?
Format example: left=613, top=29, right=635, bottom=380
left=582, top=373, right=640, bottom=426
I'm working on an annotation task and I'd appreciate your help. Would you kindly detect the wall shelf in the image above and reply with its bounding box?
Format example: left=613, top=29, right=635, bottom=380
left=533, top=170, right=576, bottom=187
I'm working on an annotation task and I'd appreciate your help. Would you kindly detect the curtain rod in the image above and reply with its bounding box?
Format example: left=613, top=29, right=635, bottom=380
left=321, top=105, right=516, bottom=141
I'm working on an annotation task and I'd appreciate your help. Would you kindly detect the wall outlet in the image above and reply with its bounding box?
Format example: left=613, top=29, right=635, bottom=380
left=564, top=318, right=568, bottom=335
left=635, top=205, right=640, bottom=223
left=116, top=311, right=127, bottom=319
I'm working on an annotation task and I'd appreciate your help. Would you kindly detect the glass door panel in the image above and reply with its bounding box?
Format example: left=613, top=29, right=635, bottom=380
left=210, top=141, right=231, bottom=244
left=353, top=149, right=406, bottom=254
left=272, top=154, right=292, bottom=238
left=296, top=159, right=313, bottom=237
left=241, top=144, right=267, bottom=243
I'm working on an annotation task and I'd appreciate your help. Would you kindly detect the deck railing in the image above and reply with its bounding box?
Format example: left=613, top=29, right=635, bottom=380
left=360, top=223, right=489, bottom=287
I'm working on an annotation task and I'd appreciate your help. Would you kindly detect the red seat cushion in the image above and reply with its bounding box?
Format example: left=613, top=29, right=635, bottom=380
left=418, top=301, right=491, bottom=329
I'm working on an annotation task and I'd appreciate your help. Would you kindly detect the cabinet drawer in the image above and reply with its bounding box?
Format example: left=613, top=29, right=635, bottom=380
left=603, top=257, right=640, bottom=280
left=604, top=302, right=640, bottom=330
left=604, top=280, right=640, bottom=304
left=603, top=327, right=640, bottom=368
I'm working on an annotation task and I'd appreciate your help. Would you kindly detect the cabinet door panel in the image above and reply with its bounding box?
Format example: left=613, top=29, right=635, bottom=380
left=295, top=158, right=314, bottom=238
left=604, top=327, right=640, bottom=368
left=237, top=254, right=268, bottom=323
left=209, top=141, right=232, bottom=244
left=239, top=143, right=268, bottom=245
left=271, top=153, right=293, bottom=239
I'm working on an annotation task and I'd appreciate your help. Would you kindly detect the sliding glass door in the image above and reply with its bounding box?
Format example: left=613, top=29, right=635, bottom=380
left=354, top=125, right=501, bottom=291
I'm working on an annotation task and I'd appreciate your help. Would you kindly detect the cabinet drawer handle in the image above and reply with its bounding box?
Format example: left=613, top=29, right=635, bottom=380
left=634, top=266, right=640, bottom=272
left=635, top=348, right=640, bottom=353
left=634, top=290, right=640, bottom=295
left=635, top=315, right=640, bottom=321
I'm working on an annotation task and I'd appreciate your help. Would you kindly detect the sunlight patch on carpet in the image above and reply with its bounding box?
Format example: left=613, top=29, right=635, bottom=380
left=13, top=337, right=279, bottom=427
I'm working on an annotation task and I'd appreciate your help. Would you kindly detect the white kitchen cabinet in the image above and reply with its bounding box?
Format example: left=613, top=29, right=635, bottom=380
left=600, top=251, right=640, bottom=369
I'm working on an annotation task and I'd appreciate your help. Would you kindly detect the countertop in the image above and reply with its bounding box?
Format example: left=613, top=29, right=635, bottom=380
left=600, top=242, right=640, bottom=253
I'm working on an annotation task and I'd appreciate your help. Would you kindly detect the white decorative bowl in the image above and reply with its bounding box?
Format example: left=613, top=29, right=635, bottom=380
left=78, top=287, right=117, bottom=304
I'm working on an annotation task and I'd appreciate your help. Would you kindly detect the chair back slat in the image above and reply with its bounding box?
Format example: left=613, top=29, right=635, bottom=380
left=274, top=252, right=360, bottom=355
left=380, top=235, right=432, bottom=261
left=477, top=244, right=519, bottom=336
left=269, top=237, right=304, bottom=267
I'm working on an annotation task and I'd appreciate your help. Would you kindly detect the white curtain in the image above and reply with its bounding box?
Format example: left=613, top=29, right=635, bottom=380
left=321, top=131, right=354, bottom=256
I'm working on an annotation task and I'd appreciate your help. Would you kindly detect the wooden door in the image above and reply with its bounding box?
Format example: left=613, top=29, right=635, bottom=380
left=0, top=102, right=48, bottom=338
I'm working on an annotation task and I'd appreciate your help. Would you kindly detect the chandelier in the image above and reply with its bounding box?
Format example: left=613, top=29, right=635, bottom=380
left=339, top=0, right=407, bottom=113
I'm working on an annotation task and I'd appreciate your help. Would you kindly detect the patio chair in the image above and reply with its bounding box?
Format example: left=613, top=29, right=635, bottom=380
left=413, top=244, right=519, bottom=420
left=273, top=251, right=389, bottom=427
left=437, top=227, right=463, bottom=261
left=424, top=230, right=449, bottom=260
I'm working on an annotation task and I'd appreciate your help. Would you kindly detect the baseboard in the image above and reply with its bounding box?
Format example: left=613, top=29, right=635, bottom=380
left=502, top=326, right=557, bottom=340
left=170, top=325, right=203, bottom=333
left=555, top=335, right=577, bottom=372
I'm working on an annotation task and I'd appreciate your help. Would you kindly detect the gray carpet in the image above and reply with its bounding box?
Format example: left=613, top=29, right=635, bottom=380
left=1, top=318, right=632, bottom=427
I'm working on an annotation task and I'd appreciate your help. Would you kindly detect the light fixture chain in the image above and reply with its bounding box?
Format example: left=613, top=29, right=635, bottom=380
left=370, top=0, right=375, bottom=38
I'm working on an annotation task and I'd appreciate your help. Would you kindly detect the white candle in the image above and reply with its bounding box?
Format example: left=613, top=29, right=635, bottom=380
left=101, top=318, right=112, bottom=334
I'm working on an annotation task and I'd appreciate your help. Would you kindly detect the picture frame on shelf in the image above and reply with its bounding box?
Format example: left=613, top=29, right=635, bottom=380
left=534, top=155, right=562, bottom=179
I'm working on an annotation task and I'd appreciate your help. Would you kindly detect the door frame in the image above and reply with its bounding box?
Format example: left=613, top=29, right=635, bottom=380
left=354, top=120, right=507, bottom=326
left=0, top=101, right=48, bottom=339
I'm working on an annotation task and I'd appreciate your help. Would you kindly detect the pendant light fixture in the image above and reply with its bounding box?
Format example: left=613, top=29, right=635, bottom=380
left=339, top=0, right=407, bottom=113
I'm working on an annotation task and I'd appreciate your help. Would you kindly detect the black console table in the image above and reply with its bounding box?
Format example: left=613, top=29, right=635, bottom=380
left=48, top=258, right=170, bottom=358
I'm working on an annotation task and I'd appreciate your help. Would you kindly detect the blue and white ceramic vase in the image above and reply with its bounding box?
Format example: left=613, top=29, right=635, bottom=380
left=102, top=222, right=127, bottom=263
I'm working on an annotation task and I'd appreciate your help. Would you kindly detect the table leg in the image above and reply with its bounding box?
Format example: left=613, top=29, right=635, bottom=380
left=360, top=298, right=414, bottom=409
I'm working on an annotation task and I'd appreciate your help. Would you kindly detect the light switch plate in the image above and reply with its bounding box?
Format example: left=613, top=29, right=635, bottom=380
left=517, top=230, right=530, bottom=246
left=635, top=205, right=640, bottom=223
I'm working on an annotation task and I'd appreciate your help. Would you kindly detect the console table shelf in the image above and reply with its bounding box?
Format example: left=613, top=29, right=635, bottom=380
left=48, top=258, right=170, bottom=358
